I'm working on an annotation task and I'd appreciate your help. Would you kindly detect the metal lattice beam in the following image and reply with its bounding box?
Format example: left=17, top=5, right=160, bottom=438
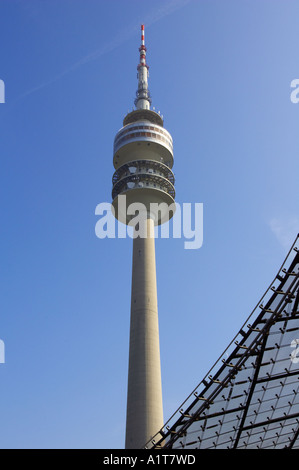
left=147, top=235, right=299, bottom=450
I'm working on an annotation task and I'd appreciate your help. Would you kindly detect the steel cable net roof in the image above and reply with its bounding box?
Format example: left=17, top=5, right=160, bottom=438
left=148, top=235, right=299, bottom=449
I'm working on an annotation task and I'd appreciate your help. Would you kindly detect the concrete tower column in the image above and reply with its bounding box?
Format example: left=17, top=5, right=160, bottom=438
left=125, top=217, right=164, bottom=449
left=111, top=25, right=175, bottom=449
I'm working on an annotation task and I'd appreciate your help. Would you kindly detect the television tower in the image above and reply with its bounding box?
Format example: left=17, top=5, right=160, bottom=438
left=111, top=25, right=175, bottom=449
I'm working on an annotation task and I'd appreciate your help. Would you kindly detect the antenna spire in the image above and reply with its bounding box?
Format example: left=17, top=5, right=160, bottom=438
left=135, top=24, right=151, bottom=110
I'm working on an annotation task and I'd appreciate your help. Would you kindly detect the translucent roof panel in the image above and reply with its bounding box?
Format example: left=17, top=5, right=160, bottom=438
left=148, top=235, right=299, bottom=450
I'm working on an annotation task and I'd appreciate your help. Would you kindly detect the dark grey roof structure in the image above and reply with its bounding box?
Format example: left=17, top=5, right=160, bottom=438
left=148, top=235, right=299, bottom=449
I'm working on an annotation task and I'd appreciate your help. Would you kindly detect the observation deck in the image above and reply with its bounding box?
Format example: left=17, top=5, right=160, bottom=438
left=113, top=120, right=173, bottom=169
left=112, top=110, right=175, bottom=225
left=112, top=160, right=175, bottom=201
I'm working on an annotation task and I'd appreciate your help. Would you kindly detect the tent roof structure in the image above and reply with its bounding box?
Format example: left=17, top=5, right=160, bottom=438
left=148, top=235, right=299, bottom=449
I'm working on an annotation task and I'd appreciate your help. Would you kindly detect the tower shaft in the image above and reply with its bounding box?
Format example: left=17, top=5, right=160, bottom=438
left=125, top=217, right=164, bottom=449
left=111, top=24, right=175, bottom=449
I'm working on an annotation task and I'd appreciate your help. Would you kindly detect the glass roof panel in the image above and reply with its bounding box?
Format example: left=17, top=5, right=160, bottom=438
left=148, top=236, right=299, bottom=450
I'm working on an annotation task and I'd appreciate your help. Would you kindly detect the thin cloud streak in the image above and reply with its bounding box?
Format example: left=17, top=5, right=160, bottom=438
left=269, top=216, right=299, bottom=250
left=21, top=0, right=192, bottom=99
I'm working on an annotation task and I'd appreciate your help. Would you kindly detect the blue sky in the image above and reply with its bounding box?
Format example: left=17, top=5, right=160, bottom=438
left=0, top=0, right=298, bottom=449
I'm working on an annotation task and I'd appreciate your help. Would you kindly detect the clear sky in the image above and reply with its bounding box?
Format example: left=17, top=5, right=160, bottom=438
left=0, top=0, right=298, bottom=449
